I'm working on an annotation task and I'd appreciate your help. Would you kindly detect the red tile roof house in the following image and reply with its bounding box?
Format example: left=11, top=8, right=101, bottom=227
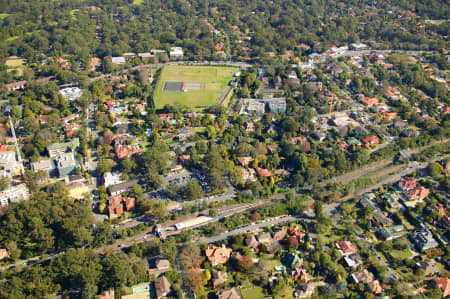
left=236, top=156, right=254, bottom=167
left=106, top=100, right=116, bottom=108
left=352, top=269, right=375, bottom=284
left=398, top=177, right=416, bottom=191
left=291, top=267, right=312, bottom=282
left=256, top=167, right=271, bottom=178
left=0, top=249, right=9, bottom=260
left=433, top=277, right=450, bottom=297
left=363, top=136, right=380, bottom=147
left=108, top=196, right=123, bottom=217
left=405, top=186, right=430, bottom=201
left=336, top=241, right=357, bottom=255
left=381, top=112, right=397, bottom=120
left=205, top=244, right=233, bottom=266
left=178, top=155, right=191, bottom=164
left=115, top=144, right=144, bottom=159
left=124, top=197, right=135, bottom=211
left=361, top=97, right=379, bottom=106
left=159, top=113, right=175, bottom=123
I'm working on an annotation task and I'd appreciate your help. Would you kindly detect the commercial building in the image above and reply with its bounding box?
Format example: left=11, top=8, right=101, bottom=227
left=0, top=184, right=30, bottom=207
left=56, top=152, right=77, bottom=177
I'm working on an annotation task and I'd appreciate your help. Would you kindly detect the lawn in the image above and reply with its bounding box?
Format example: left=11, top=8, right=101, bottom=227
left=241, top=286, right=266, bottom=299
left=390, top=249, right=412, bottom=260
left=133, top=0, right=145, bottom=4
left=154, top=65, right=237, bottom=108
left=5, top=58, right=25, bottom=68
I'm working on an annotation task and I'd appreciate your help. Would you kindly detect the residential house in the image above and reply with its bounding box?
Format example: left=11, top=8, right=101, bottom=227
left=111, top=57, right=126, bottom=64
left=47, top=138, right=80, bottom=158
left=0, top=184, right=30, bottom=207
left=0, top=249, right=9, bottom=260
left=294, top=283, right=316, bottom=298
left=5, top=80, right=26, bottom=92
left=382, top=192, right=401, bottom=211
left=148, top=259, right=171, bottom=276
left=336, top=241, right=357, bottom=255
left=344, top=253, right=363, bottom=268
left=352, top=269, right=375, bottom=284
left=212, top=270, right=228, bottom=288
left=169, top=47, right=183, bottom=59
left=56, top=152, right=77, bottom=177
left=205, top=244, right=232, bottom=266
left=379, top=225, right=404, bottom=241
left=255, top=167, right=271, bottom=178
left=135, top=104, right=147, bottom=115
left=273, top=228, right=287, bottom=241
left=159, top=113, right=175, bottom=124
left=257, top=232, right=273, bottom=247
left=103, top=172, right=122, bottom=188
left=237, top=157, right=253, bottom=167
left=108, top=196, right=123, bottom=218
left=108, top=179, right=139, bottom=196
left=178, top=155, right=191, bottom=164
left=433, top=278, right=450, bottom=297
left=361, top=97, right=379, bottom=106
left=367, top=280, right=383, bottom=294
left=115, top=143, right=144, bottom=159
left=62, top=113, right=79, bottom=124
left=291, top=267, right=311, bottom=282
left=399, top=177, right=416, bottom=191
left=417, top=260, right=440, bottom=276
left=411, top=228, right=438, bottom=250
left=359, top=197, right=379, bottom=211
left=154, top=276, right=171, bottom=299
left=124, top=197, right=135, bottom=211
left=95, top=289, right=114, bottom=299
left=373, top=212, right=394, bottom=226
left=381, top=112, right=397, bottom=120
left=216, top=288, right=240, bottom=299
left=245, top=235, right=259, bottom=252
left=87, top=57, right=101, bottom=72
left=363, top=136, right=380, bottom=147
left=427, top=205, right=446, bottom=218
left=242, top=168, right=257, bottom=182
left=285, top=253, right=302, bottom=268
left=405, top=186, right=430, bottom=202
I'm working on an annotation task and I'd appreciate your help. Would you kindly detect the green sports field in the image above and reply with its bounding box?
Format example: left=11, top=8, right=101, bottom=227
left=154, top=65, right=237, bottom=108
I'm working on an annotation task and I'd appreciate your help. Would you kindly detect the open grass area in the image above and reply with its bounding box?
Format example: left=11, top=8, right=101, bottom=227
left=390, top=249, right=412, bottom=260
left=154, top=65, right=237, bottom=108
left=133, top=0, right=145, bottom=4
left=241, top=286, right=266, bottom=299
left=0, top=13, right=10, bottom=19
left=5, top=58, right=25, bottom=68
left=425, top=19, right=446, bottom=25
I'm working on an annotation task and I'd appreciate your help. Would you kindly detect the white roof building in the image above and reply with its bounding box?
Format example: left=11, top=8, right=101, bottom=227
left=0, top=151, right=20, bottom=178
left=111, top=56, right=126, bottom=64
left=169, top=47, right=184, bottom=58
left=59, top=87, right=83, bottom=101
left=0, top=184, right=30, bottom=207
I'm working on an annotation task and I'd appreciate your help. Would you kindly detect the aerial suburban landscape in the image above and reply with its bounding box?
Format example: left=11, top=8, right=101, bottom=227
left=0, top=0, right=449, bottom=298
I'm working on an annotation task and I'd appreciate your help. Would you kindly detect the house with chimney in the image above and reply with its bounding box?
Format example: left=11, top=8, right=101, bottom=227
left=205, top=245, right=232, bottom=266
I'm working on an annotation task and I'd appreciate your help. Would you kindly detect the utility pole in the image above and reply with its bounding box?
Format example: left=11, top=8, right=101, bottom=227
left=8, top=114, right=24, bottom=176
